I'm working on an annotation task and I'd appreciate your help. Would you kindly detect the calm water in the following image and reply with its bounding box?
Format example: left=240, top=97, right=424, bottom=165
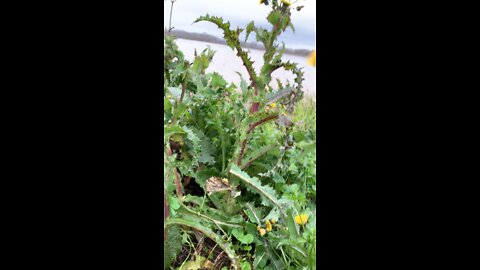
left=174, top=39, right=316, bottom=96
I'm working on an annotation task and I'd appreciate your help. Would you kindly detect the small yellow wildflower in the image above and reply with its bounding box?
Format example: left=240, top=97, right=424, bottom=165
left=257, top=225, right=267, bottom=236
left=266, top=220, right=272, bottom=232
left=294, top=214, right=309, bottom=225
left=307, top=50, right=316, bottom=67
left=281, top=0, right=292, bottom=6
left=270, top=102, right=276, bottom=108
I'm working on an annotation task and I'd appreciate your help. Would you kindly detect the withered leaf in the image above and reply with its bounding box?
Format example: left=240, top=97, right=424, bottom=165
left=206, top=177, right=233, bottom=195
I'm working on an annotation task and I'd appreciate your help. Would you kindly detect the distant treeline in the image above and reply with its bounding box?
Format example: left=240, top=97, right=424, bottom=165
left=164, top=28, right=311, bottom=57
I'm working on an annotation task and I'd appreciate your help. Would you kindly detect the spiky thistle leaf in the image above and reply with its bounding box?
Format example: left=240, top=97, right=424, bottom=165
left=229, top=164, right=285, bottom=217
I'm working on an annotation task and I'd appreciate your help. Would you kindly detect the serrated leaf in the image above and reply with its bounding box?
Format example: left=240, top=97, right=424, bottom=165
left=164, top=225, right=182, bottom=269
left=210, top=72, right=227, bottom=89
left=198, top=136, right=216, bottom=165
left=263, top=208, right=280, bottom=223
left=229, top=164, right=285, bottom=217
left=165, top=218, right=240, bottom=270
left=192, top=54, right=210, bottom=74
left=245, top=21, right=255, bottom=43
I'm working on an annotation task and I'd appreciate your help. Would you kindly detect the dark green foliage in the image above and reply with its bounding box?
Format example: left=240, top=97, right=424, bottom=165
left=164, top=225, right=182, bottom=269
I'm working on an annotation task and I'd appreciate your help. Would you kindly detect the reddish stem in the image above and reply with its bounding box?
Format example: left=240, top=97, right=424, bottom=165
left=247, top=115, right=278, bottom=134
left=166, top=147, right=183, bottom=198
left=237, top=114, right=279, bottom=166
left=164, top=188, right=169, bottom=241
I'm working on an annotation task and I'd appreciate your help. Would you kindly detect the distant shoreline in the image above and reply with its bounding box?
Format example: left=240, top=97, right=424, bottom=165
left=164, top=29, right=311, bottom=57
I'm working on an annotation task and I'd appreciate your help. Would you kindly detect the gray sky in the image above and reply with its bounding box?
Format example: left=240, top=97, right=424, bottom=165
left=164, top=0, right=316, bottom=50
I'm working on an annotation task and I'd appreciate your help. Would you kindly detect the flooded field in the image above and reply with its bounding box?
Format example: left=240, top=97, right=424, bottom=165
left=174, top=38, right=316, bottom=96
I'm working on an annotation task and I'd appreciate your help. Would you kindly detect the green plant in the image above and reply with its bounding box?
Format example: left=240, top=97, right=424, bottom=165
left=164, top=1, right=316, bottom=269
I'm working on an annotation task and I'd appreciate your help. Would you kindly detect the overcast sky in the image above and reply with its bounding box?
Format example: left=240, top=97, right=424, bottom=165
left=164, top=0, right=316, bottom=50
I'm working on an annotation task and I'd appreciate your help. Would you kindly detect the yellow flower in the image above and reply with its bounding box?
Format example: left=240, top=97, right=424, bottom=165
left=266, top=220, right=272, bottom=232
left=257, top=225, right=267, bottom=236
left=270, top=102, right=276, bottom=108
left=294, top=214, right=309, bottom=225
left=307, top=50, right=316, bottom=67
left=281, top=0, right=292, bottom=6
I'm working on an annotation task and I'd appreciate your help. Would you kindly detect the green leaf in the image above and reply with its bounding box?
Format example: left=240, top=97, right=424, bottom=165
left=164, top=225, right=182, bottom=269
left=210, top=72, right=227, bottom=89
left=254, top=245, right=268, bottom=269
left=297, top=141, right=316, bottom=153
left=196, top=130, right=216, bottom=165
left=245, top=21, right=255, bottom=43
left=229, top=164, right=285, bottom=217
left=164, top=126, right=186, bottom=143
left=243, top=203, right=262, bottom=224
left=165, top=218, right=240, bottom=269
left=183, top=194, right=204, bottom=206
left=240, top=261, right=251, bottom=270
left=238, top=74, right=249, bottom=96
left=285, top=208, right=299, bottom=238
left=192, top=50, right=213, bottom=74
left=168, top=196, right=181, bottom=210
left=232, top=229, right=254, bottom=245
left=178, top=255, right=206, bottom=270
left=267, top=11, right=282, bottom=26
left=263, top=207, right=280, bottom=223
left=242, top=245, right=252, bottom=251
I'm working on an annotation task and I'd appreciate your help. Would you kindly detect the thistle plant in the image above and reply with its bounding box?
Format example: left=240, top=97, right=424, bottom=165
left=164, top=1, right=316, bottom=269
left=194, top=0, right=305, bottom=169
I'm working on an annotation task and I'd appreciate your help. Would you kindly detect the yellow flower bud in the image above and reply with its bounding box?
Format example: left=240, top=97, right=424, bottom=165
left=294, top=214, right=309, bottom=225
left=270, top=102, right=276, bottom=108
left=258, top=228, right=266, bottom=236
left=266, top=220, right=272, bottom=232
